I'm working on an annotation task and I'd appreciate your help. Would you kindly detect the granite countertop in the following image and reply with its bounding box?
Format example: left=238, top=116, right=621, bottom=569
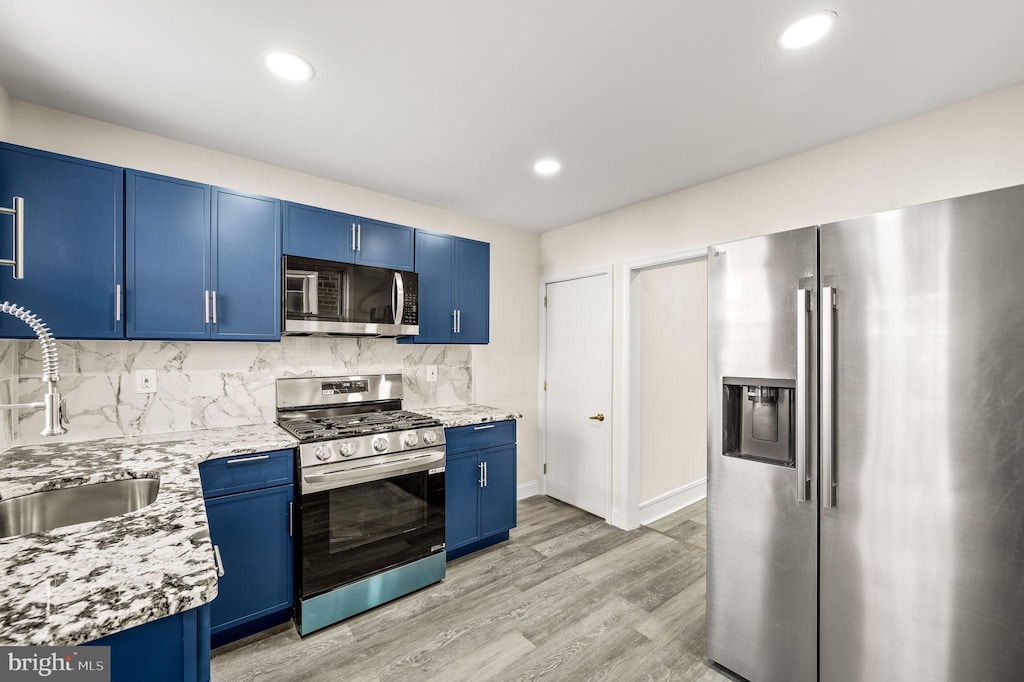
left=412, top=404, right=522, bottom=428
left=0, top=423, right=297, bottom=647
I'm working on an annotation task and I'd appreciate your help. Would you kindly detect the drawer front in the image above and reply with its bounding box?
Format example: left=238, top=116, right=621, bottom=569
left=200, top=449, right=294, bottom=498
left=445, top=420, right=516, bottom=455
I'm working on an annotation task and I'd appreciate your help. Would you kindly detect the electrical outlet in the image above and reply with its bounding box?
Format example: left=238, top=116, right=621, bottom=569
left=134, top=369, right=157, bottom=394
left=425, top=365, right=438, bottom=382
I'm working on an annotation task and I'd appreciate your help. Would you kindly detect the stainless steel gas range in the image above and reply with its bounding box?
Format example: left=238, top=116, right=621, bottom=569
left=276, top=374, right=446, bottom=636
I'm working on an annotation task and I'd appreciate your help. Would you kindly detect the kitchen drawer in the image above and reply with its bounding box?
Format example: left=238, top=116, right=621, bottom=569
left=199, top=449, right=294, bottom=498
left=445, top=420, right=516, bottom=455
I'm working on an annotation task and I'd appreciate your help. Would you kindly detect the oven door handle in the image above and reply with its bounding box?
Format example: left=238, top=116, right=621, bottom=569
left=301, top=449, right=445, bottom=493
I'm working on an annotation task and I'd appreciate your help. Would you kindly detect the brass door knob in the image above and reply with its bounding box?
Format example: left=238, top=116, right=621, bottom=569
left=589, top=413, right=605, bottom=422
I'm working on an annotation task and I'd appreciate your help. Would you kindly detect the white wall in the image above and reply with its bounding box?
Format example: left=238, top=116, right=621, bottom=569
left=638, top=260, right=707, bottom=503
left=0, top=84, right=10, bottom=139
left=2, top=100, right=541, bottom=485
left=542, top=81, right=1024, bottom=509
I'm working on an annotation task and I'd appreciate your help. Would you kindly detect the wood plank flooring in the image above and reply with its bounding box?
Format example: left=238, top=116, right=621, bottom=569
left=211, top=496, right=740, bottom=681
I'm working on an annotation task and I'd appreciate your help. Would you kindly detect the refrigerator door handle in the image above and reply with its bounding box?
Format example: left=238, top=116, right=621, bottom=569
left=796, top=288, right=811, bottom=502
left=821, top=285, right=836, bottom=508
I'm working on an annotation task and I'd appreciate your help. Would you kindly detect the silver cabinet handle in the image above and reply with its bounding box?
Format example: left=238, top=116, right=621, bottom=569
left=204, top=290, right=210, bottom=324
left=357, top=223, right=362, bottom=252
left=452, top=309, right=458, bottom=334
left=456, top=309, right=461, bottom=333
left=115, top=284, right=122, bottom=322
left=483, top=461, right=488, bottom=487
left=821, top=286, right=836, bottom=508
left=351, top=222, right=357, bottom=251
left=226, top=454, right=270, bottom=465
left=478, top=461, right=485, bottom=487
left=211, top=290, right=218, bottom=324
left=213, top=544, right=225, bottom=577
left=288, top=501, right=293, bottom=538
left=795, top=288, right=810, bottom=502
left=0, top=196, right=25, bottom=279
left=473, top=424, right=495, bottom=431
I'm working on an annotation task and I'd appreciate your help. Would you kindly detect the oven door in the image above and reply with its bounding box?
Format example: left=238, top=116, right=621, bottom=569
left=297, top=449, right=445, bottom=598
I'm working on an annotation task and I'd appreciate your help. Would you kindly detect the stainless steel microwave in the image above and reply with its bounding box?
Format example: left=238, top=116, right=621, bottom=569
left=282, top=255, right=419, bottom=337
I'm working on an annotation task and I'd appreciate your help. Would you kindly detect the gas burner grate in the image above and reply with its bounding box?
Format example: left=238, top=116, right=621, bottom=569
left=279, top=409, right=441, bottom=442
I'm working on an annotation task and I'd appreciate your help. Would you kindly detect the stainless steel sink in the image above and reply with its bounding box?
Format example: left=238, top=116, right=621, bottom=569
left=0, top=477, right=160, bottom=538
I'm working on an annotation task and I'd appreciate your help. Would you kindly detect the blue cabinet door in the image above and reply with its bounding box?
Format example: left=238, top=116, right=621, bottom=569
left=354, top=217, right=415, bottom=270
left=84, top=604, right=211, bottom=682
left=480, top=444, right=517, bottom=538
left=400, top=230, right=489, bottom=345
left=126, top=171, right=211, bottom=340
left=204, top=484, right=294, bottom=635
left=454, top=237, right=490, bottom=344
left=282, top=202, right=355, bottom=262
left=0, top=142, right=124, bottom=339
left=211, top=188, right=281, bottom=340
left=445, top=450, right=481, bottom=551
left=407, top=230, right=455, bottom=343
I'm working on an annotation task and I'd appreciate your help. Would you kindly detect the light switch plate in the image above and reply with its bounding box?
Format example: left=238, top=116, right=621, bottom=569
left=134, top=369, right=157, bottom=394
left=425, top=365, right=438, bottom=382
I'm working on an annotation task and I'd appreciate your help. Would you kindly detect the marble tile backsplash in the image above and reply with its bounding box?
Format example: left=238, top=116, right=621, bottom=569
left=0, top=340, right=16, bottom=451
left=7, top=337, right=472, bottom=446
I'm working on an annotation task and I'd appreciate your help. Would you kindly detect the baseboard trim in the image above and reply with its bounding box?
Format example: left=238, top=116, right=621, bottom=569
left=517, top=480, right=540, bottom=500
left=639, top=478, right=707, bottom=526
left=610, top=506, right=632, bottom=530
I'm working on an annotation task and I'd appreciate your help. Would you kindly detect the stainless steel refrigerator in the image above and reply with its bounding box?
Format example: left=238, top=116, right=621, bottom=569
left=706, top=184, right=1024, bottom=682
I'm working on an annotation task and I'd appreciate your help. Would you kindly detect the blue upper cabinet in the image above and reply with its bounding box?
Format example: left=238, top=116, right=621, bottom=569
left=211, top=188, right=281, bottom=340
left=353, top=217, right=414, bottom=270
left=126, top=171, right=211, bottom=340
left=127, top=171, right=281, bottom=341
left=408, top=230, right=455, bottom=343
left=282, top=202, right=355, bottom=262
left=282, top=201, right=414, bottom=270
left=401, top=229, right=489, bottom=344
left=454, top=237, right=490, bottom=344
left=0, top=142, right=124, bottom=339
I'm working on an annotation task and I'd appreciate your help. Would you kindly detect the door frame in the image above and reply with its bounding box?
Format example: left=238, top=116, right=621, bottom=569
left=619, top=247, right=708, bottom=529
left=538, top=265, right=614, bottom=524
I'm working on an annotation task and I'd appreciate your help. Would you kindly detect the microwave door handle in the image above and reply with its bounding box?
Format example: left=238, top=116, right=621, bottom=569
left=393, top=272, right=405, bottom=324
left=306, top=273, right=318, bottom=315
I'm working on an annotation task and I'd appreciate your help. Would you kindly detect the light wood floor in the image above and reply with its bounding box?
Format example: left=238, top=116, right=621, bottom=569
left=211, top=496, right=740, bottom=681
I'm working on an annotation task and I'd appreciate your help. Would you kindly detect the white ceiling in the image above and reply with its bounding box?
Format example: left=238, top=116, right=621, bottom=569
left=1, top=1, right=1023, bottom=233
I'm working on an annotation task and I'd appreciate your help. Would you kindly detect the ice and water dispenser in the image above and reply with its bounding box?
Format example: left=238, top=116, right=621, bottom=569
left=722, top=378, right=796, bottom=467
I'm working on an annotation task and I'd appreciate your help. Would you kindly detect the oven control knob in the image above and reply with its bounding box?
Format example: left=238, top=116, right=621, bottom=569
left=314, top=445, right=331, bottom=461
left=403, top=432, right=419, bottom=447
left=422, top=430, right=438, bottom=445
left=339, top=442, right=357, bottom=458
left=372, top=436, right=389, bottom=453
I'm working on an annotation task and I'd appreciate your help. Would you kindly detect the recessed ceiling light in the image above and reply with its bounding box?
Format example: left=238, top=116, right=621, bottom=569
left=534, top=159, right=561, bottom=175
left=263, top=50, right=315, bottom=82
left=778, top=11, right=837, bottom=50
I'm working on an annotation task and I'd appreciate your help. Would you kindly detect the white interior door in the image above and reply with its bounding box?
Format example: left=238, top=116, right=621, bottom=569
left=544, top=273, right=611, bottom=518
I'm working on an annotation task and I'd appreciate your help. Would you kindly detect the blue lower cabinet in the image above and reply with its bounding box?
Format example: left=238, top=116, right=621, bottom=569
left=445, top=451, right=483, bottom=550
left=480, top=445, right=517, bottom=538
left=444, top=421, right=517, bottom=560
left=199, top=452, right=294, bottom=648
left=83, top=604, right=211, bottom=682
